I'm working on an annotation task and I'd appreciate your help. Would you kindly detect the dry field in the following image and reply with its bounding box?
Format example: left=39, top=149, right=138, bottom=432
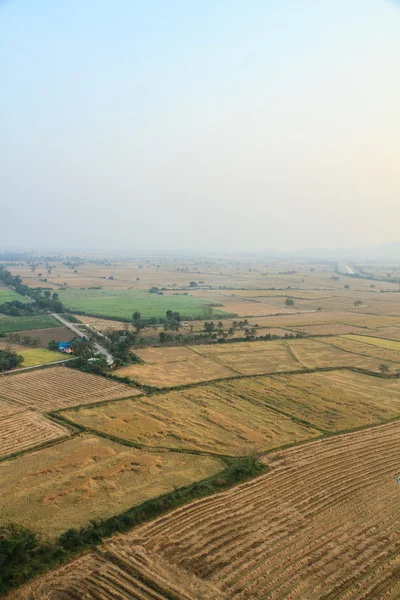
left=116, top=336, right=398, bottom=388
left=221, top=371, right=400, bottom=432
left=342, top=334, right=400, bottom=351
left=236, top=311, right=400, bottom=330
left=0, top=434, right=223, bottom=539
left=6, top=326, right=74, bottom=347
left=0, top=404, right=69, bottom=459
left=286, top=338, right=388, bottom=371
left=62, top=385, right=319, bottom=455
left=365, top=326, right=400, bottom=341
left=73, top=315, right=135, bottom=332
left=0, top=366, right=138, bottom=412
left=217, top=289, right=334, bottom=300
left=190, top=291, right=300, bottom=317
left=289, top=323, right=372, bottom=336
left=322, top=336, right=400, bottom=366
left=116, top=348, right=236, bottom=387
left=15, top=420, right=400, bottom=600
left=194, top=340, right=301, bottom=375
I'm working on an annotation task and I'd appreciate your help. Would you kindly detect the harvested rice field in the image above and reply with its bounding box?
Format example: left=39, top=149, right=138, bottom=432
left=289, top=323, right=372, bottom=336
left=0, top=406, right=69, bottom=459
left=0, top=366, right=138, bottom=412
left=15, top=420, right=400, bottom=600
left=62, top=385, right=319, bottom=455
left=322, top=336, right=400, bottom=366
left=0, top=434, right=223, bottom=538
left=115, top=353, right=236, bottom=387
left=221, top=371, right=400, bottom=432
left=342, top=334, right=400, bottom=350
left=194, top=340, right=301, bottom=375
left=286, top=338, right=388, bottom=371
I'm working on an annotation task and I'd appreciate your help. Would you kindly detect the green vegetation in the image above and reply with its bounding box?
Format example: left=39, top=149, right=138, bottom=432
left=0, top=349, right=24, bottom=372
left=0, top=289, right=30, bottom=304
left=17, top=348, right=63, bottom=367
left=0, top=453, right=265, bottom=596
left=60, top=288, right=228, bottom=320
left=0, top=315, right=62, bottom=335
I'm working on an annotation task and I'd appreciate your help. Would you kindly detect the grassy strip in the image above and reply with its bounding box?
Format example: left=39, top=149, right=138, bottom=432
left=0, top=454, right=265, bottom=596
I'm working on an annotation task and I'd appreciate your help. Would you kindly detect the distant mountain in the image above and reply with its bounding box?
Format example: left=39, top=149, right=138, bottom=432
left=359, top=243, right=400, bottom=261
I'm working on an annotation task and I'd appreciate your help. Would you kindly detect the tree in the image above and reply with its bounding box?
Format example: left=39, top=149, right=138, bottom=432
left=344, top=284, right=350, bottom=289
left=379, top=364, right=389, bottom=374
left=48, top=340, right=59, bottom=351
left=285, top=297, right=295, bottom=307
left=354, top=300, right=362, bottom=307
left=132, top=311, right=145, bottom=332
left=203, top=322, right=215, bottom=334
left=0, top=349, right=24, bottom=372
left=189, top=281, right=198, bottom=287
left=244, top=327, right=257, bottom=340
left=0, top=523, right=38, bottom=569
left=149, top=286, right=159, bottom=294
left=70, top=338, right=95, bottom=359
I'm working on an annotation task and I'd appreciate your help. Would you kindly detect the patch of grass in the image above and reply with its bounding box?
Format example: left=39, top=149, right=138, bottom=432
left=0, top=288, right=30, bottom=303
left=17, top=348, right=63, bottom=367
left=60, top=288, right=229, bottom=320
left=0, top=315, right=62, bottom=335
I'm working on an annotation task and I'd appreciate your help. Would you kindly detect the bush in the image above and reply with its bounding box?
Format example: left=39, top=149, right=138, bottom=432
left=0, top=349, right=24, bottom=372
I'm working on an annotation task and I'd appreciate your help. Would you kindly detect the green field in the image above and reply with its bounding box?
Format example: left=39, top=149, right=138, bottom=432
left=0, top=315, right=62, bottom=335
left=60, top=289, right=230, bottom=320
left=18, top=348, right=63, bottom=367
left=0, top=288, right=30, bottom=304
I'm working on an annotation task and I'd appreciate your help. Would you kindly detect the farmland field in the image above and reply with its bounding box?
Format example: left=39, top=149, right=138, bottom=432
left=0, top=366, right=138, bottom=411
left=62, top=384, right=319, bottom=455
left=0, top=405, right=69, bottom=458
left=287, top=338, right=389, bottom=371
left=221, top=371, right=400, bottom=431
left=322, top=336, right=400, bottom=365
left=14, top=420, right=400, bottom=600
left=15, top=348, right=64, bottom=368
left=116, top=337, right=398, bottom=388
left=342, top=334, right=400, bottom=350
left=0, top=288, right=30, bottom=303
left=0, top=434, right=223, bottom=538
left=60, top=288, right=230, bottom=320
left=0, top=315, right=61, bottom=334
left=6, top=326, right=74, bottom=347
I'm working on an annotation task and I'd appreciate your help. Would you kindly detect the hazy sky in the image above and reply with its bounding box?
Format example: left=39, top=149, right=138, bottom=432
left=1, top=0, right=399, bottom=253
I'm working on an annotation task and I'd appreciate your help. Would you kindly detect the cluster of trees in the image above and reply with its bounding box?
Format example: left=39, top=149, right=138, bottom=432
left=0, top=300, right=36, bottom=317
left=0, top=349, right=24, bottom=372
left=0, top=268, right=65, bottom=313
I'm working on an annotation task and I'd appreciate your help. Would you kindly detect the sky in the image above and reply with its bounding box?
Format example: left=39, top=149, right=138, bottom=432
left=1, top=0, right=399, bottom=254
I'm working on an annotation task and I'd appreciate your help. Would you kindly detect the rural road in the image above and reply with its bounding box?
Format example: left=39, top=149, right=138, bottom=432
left=0, top=358, right=74, bottom=376
left=51, top=313, right=114, bottom=365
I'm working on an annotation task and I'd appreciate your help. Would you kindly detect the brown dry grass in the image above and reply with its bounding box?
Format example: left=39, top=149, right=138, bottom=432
left=0, top=406, right=69, bottom=458
left=0, top=434, right=223, bottom=539
left=0, top=366, right=138, bottom=412
left=62, top=385, right=319, bottom=456
left=192, top=340, right=301, bottom=375
left=289, top=323, right=372, bottom=336
left=5, top=326, right=74, bottom=348
left=286, top=338, right=389, bottom=371
left=222, top=371, right=400, bottom=432
left=320, top=336, right=400, bottom=366
left=116, top=353, right=237, bottom=387
left=17, top=420, right=400, bottom=599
